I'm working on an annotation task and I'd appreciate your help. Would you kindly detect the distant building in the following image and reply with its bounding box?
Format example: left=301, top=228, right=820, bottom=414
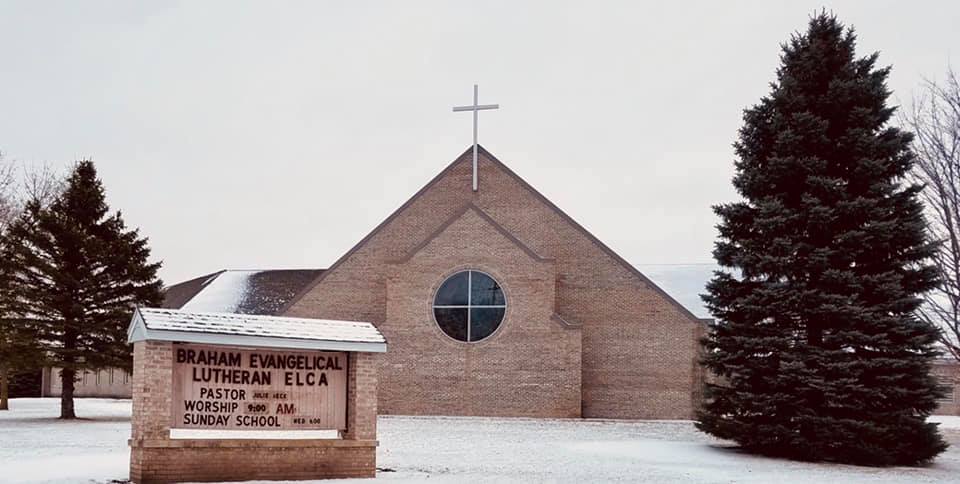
left=41, top=269, right=323, bottom=399
left=41, top=367, right=131, bottom=398
left=932, top=357, right=960, bottom=415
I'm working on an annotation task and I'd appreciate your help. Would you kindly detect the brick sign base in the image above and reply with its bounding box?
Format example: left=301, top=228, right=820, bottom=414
left=130, top=439, right=375, bottom=482
left=129, top=341, right=379, bottom=483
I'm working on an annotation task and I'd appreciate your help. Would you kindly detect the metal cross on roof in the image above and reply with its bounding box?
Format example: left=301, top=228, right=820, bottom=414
left=453, top=84, right=499, bottom=191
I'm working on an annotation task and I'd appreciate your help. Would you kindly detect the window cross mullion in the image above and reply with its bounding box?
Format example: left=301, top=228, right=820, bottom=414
left=433, top=270, right=505, bottom=343
left=467, top=271, right=472, bottom=342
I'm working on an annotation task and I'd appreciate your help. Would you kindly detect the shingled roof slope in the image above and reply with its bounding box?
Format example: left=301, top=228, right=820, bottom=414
left=162, top=269, right=324, bottom=316
left=162, top=270, right=224, bottom=310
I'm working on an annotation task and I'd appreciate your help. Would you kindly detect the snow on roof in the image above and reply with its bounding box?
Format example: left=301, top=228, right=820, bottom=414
left=164, top=269, right=325, bottom=316
left=128, top=307, right=386, bottom=353
left=179, top=270, right=259, bottom=313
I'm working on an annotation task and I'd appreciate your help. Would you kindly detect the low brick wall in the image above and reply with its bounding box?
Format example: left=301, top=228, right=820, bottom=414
left=129, top=439, right=376, bottom=483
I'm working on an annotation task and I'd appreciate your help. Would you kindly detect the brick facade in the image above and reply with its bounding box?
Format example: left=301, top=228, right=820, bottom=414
left=381, top=207, right=581, bottom=417
left=285, top=147, right=705, bottom=419
left=129, top=341, right=379, bottom=483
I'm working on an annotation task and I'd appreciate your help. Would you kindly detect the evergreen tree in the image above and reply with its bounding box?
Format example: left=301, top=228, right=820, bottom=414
left=0, top=156, right=44, bottom=411
left=0, top=232, right=44, bottom=410
left=4, top=161, right=163, bottom=418
left=698, top=13, right=947, bottom=465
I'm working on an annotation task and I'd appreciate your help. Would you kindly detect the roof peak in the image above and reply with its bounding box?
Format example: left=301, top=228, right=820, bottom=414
left=282, top=145, right=702, bottom=324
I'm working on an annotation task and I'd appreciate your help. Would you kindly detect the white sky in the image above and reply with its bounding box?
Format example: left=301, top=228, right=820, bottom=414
left=1, top=1, right=957, bottom=286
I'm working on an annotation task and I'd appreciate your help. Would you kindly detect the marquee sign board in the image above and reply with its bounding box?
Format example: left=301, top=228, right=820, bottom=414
left=171, top=343, right=347, bottom=430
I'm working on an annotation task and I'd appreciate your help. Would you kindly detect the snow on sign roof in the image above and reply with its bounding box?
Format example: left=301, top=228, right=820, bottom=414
left=127, top=307, right=386, bottom=353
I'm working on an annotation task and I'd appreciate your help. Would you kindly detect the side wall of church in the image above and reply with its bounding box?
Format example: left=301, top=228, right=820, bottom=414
left=286, top=150, right=702, bottom=419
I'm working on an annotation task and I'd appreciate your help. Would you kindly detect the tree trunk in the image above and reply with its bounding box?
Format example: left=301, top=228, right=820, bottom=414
left=59, top=367, right=76, bottom=419
left=0, top=364, right=9, bottom=411
left=61, top=325, right=78, bottom=419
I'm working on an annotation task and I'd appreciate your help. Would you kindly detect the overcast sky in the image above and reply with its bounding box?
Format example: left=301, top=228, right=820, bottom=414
left=1, top=1, right=957, bottom=288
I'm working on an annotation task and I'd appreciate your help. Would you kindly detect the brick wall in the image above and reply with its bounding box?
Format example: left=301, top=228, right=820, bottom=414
left=381, top=208, right=581, bottom=417
left=286, top=148, right=703, bottom=419
left=130, top=442, right=375, bottom=483
left=344, top=352, right=379, bottom=440
left=131, top=341, right=173, bottom=442
left=129, top=341, right=379, bottom=483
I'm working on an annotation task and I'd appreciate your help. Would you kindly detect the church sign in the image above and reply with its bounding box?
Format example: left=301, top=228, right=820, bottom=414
left=171, top=344, right=347, bottom=430
left=127, top=307, right=386, bottom=482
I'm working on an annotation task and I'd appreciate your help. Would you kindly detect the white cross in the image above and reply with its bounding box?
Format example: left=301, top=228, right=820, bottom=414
left=453, top=84, right=499, bottom=191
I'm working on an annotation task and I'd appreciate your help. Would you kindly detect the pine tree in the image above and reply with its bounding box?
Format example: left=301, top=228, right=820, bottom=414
left=4, top=161, right=163, bottom=418
left=698, top=13, right=947, bottom=466
left=0, top=233, right=44, bottom=410
left=0, top=157, right=43, bottom=411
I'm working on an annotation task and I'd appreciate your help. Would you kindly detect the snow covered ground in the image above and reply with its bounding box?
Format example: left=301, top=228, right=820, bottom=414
left=3, top=398, right=960, bottom=483
left=0, top=398, right=131, bottom=483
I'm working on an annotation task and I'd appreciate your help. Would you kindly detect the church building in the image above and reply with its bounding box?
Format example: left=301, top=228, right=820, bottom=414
left=276, top=145, right=707, bottom=420
left=51, top=145, right=709, bottom=418
left=44, top=146, right=960, bottom=417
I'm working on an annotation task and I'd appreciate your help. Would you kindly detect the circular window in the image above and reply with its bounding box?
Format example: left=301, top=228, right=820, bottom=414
left=433, top=270, right=506, bottom=342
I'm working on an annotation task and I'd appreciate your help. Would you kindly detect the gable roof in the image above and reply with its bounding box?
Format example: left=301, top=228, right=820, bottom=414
left=164, top=269, right=324, bottom=316
left=391, top=203, right=552, bottom=264
left=282, top=145, right=701, bottom=323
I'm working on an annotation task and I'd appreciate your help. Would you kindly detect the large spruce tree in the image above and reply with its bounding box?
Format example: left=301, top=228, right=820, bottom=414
left=4, top=161, right=163, bottom=418
left=698, top=13, right=947, bottom=465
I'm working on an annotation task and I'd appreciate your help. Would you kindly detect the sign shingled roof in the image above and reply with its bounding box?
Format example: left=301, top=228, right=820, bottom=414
left=128, top=307, right=386, bottom=353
